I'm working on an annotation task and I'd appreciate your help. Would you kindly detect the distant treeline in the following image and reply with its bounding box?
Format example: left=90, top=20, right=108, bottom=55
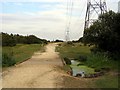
left=1, top=32, right=48, bottom=46
left=54, top=39, right=64, bottom=42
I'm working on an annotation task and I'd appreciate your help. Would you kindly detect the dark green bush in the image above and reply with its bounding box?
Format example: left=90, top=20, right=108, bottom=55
left=78, top=55, right=87, bottom=62
left=2, top=53, right=16, bottom=67
left=67, top=41, right=74, bottom=46
left=90, top=47, right=102, bottom=54
left=91, top=47, right=119, bottom=60
left=94, top=68, right=101, bottom=72
left=77, top=63, right=84, bottom=66
left=64, top=57, right=71, bottom=65
left=1, top=32, right=48, bottom=46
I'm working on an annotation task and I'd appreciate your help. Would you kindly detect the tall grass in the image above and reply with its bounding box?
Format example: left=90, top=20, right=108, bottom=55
left=0, top=46, right=2, bottom=68
left=95, top=74, right=119, bottom=88
left=56, top=43, right=118, bottom=70
left=2, top=53, right=16, bottom=67
left=56, top=42, right=119, bottom=88
left=85, top=53, right=118, bottom=70
left=56, top=43, right=91, bottom=59
left=2, top=44, right=44, bottom=67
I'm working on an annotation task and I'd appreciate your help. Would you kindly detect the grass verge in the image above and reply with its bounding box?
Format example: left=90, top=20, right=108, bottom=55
left=56, top=43, right=91, bottom=59
left=56, top=42, right=119, bottom=88
left=2, top=44, right=45, bottom=67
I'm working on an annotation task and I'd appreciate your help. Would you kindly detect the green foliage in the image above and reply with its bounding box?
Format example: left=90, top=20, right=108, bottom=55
left=0, top=34, right=2, bottom=46
left=25, top=35, right=47, bottom=44
left=77, top=37, right=83, bottom=43
left=85, top=53, right=118, bottom=70
left=2, top=33, right=16, bottom=46
left=83, top=11, right=120, bottom=55
left=95, top=74, right=119, bottom=88
left=66, top=41, right=74, bottom=45
left=56, top=43, right=118, bottom=70
left=56, top=43, right=119, bottom=88
left=2, top=53, right=16, bottom=67
left=64, top=57, right=71, bottom=65
left=54, top=39, right=63, bottom=42
left=2, top=44, right=44, bottom=67
left=1, top=32, right=48, bottom=46
left=90, top=47, right=103, bottom=53
left=56, top=43, right=90, bottom=59
left=77, top=55, right=87, bottom=62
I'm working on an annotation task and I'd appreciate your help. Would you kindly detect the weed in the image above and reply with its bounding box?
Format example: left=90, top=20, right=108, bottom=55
left=64, top=57, right=71, bottom=65
left=2, top=53, right=16, bottom=67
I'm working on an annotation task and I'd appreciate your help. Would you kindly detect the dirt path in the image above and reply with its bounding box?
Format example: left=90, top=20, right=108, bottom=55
left=2, top=43, right=95, bottom=88
left=2, top=43, right=64, bottom=88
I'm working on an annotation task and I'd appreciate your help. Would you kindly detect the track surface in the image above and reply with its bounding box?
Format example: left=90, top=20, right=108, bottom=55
left=2, top=43, right=64, bottom=88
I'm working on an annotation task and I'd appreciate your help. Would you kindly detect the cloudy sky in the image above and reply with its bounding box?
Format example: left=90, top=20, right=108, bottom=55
left=0, top=0, right=119, bottom=41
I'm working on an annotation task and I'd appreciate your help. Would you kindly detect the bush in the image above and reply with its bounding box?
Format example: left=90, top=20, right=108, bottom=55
left=2, top=53, right=16, bottom=67
left=83, top=11, right=120, bottom=55
left=84, top=53, right=116, bottom=70
left=64, top=57, right=71, bottom=65
left=77, top=63, right=84, bottom=66
left=94, top=68, right=101, bottom=72
left=1, top=32, right=48, bottom=46
left=90, top=47, right=103, bottom=54
left=91, top=47, right=119, bottom=60
left=108, top=52, right=120, bottom=60
left=78, top=55, right=87, bottom=62
left=67, top=41, right=74, bottom=46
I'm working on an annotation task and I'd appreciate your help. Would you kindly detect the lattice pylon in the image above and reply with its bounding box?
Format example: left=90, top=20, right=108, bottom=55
left=65, top=27, right=70, bottom=42
left=84, top=0, right=107, bottom=31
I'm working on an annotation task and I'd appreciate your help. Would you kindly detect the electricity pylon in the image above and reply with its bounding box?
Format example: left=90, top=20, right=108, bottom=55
left=65, top=27, right=70, bottom=42
left=84, top=0, right=107, bottom=31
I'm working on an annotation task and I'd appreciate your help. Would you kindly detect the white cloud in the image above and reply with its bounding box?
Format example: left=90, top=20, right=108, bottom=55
left=0, top=7, right=84, bottom=40
left=1, top=9, right=84, bottom=40
left=0, top=0, right=66, bottom=3
left=13, top=2, right=23, bottom=5
left=1, top=0, right=119, bottom=40
left=1, top=0, right=87, bottom=40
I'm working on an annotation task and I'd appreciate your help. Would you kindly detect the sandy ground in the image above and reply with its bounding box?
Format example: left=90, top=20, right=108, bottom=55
left=2, top=43, right=64, bottom=88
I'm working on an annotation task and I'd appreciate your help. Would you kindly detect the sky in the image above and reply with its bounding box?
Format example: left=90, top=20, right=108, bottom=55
left=0, top=0, right=119, bottom=41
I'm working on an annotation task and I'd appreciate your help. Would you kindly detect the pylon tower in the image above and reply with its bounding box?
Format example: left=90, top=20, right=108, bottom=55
left=84, top=0, right=107, bottom=31
left=65, top=27, right=70, bottom=42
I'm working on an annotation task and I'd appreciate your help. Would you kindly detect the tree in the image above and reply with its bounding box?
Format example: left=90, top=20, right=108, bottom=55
left=2, top=33, right=16, bottom=46
left=83, top=11, right=120, bottom=54
left=1, top=32, right=48, bottom=46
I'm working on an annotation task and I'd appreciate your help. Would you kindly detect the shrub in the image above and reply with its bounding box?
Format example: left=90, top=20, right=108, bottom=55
left=83, top=11, right=120, bottom=55
left=94, top=68, right=101, bottom=72
left=77, top=63, right=84, bottom=66
left=78, top=55, right=87, bottom=62
left=84, top=53, right=114, bottom=70
left=2, top=53, right=16, bottom=67
left=67, top=41, right=74, bottom=46
left=64, top=57, right=71, bottom=65
left=90, top=47, right=102, bottom=54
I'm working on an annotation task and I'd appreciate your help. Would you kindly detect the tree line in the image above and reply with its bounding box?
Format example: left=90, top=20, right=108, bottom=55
left=1, top=32, right=48, bottom=46
left=81, top=11, right=120, bottom=59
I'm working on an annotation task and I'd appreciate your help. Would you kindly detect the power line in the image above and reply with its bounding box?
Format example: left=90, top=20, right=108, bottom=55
left=73, top=0, right=86, bottom=30
left=69, top=0, right=86, bottom=39
left=65, top=0, right=69, bottom=42
left=65, top=0, right=74, bottom=42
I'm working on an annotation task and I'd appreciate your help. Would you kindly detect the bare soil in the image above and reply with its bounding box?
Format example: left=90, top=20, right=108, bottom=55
left=2, top=43, right=64, bottom=88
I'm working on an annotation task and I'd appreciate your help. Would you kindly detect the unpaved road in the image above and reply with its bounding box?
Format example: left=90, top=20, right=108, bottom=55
left=2, top=43, right=64, bottom=88
left=2, top=43, right=93, bottom=88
